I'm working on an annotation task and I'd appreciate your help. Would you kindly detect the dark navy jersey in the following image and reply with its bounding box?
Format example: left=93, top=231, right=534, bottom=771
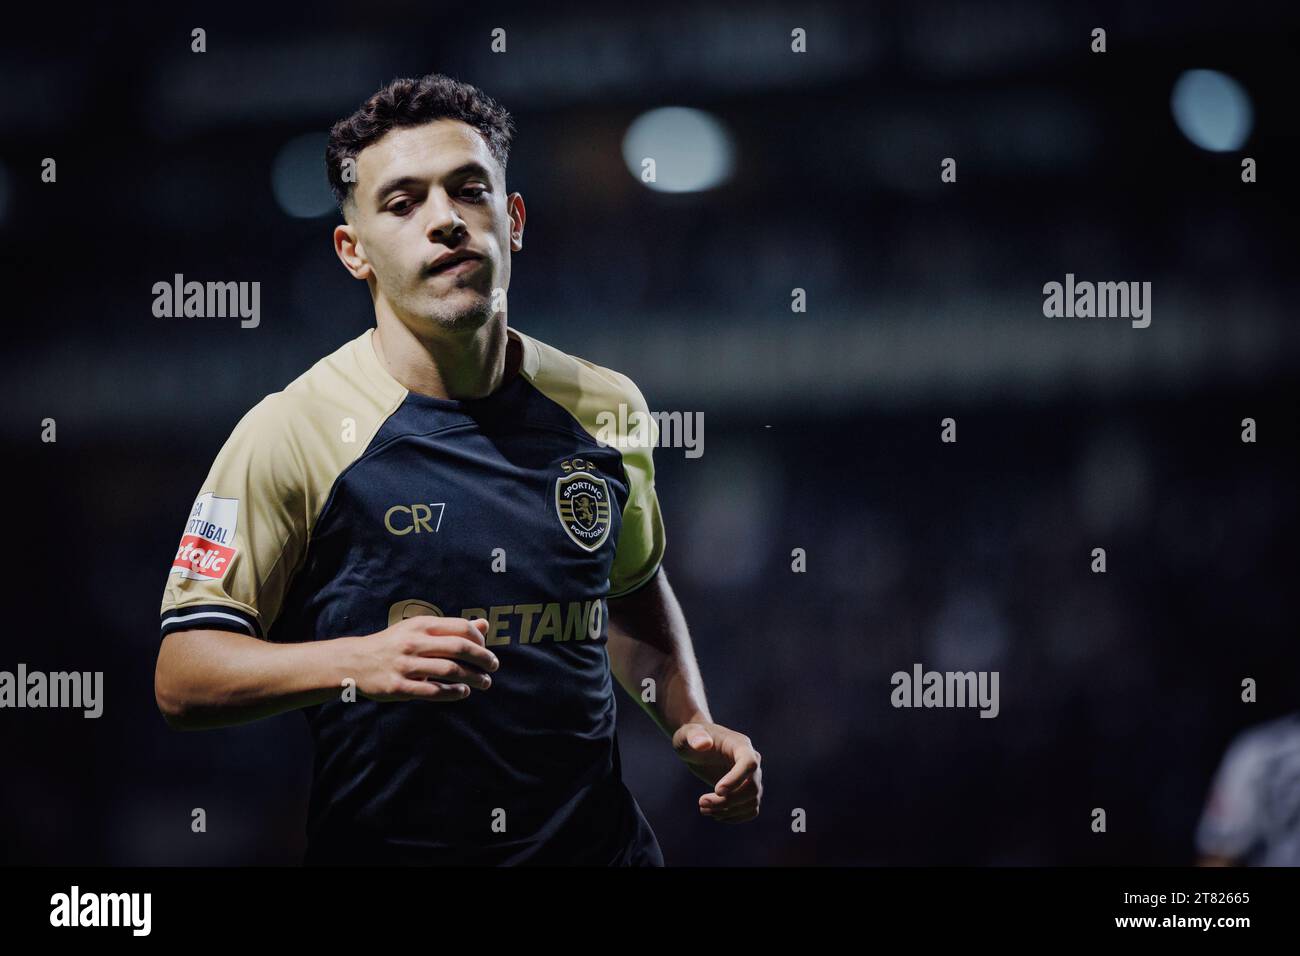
left=160, top=326, right=667, bottom=865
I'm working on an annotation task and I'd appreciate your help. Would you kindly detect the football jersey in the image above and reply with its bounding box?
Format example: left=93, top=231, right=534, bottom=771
left=160, top=325, right=667, bottom=865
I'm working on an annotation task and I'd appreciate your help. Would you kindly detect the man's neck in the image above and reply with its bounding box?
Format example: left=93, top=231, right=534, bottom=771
left=371, top=313, right=520, bottom=401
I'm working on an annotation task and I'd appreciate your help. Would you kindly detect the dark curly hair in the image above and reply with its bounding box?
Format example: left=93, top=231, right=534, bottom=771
left=326, top=73, right=515, bottom=215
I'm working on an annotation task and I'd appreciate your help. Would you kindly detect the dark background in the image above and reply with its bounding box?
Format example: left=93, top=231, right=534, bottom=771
left=2, top=1, right=1296, bottom=865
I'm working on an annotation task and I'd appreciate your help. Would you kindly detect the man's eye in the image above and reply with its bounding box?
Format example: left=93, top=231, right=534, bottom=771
left=462, top=186, right=488, bottom=201
left=387, top=199, right=416, bottom=215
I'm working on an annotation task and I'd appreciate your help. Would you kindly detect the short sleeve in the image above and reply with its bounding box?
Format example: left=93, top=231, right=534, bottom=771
left=160, top=394, right=310, bottom=639
left=605, top=374, right=666, bottom=599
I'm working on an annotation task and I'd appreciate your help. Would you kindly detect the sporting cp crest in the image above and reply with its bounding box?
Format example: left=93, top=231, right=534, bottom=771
left=555, top=472, right=612, bottom=551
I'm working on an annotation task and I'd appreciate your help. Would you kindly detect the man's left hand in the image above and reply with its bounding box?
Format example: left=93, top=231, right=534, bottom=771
left=672, top=721, right=763, bottom=823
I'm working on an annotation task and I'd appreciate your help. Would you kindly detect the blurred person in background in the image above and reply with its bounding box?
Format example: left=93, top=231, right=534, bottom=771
left=1196, top=712, right=1300, bottom=866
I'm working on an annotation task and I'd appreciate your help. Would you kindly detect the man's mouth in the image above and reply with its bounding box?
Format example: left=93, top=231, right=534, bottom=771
left=426, top=253, right=484, bottom=277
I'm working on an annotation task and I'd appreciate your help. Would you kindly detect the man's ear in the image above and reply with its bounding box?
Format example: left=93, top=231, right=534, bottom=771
left=333, top=220, right=372, bottom=280
left=507, top=192, right=526, bottom=252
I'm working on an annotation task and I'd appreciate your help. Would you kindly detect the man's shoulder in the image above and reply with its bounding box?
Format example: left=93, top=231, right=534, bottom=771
left=281, top=327, right=406, bottom=413
left=229, top=329, right=405, bottom=442
left=212, top=329, right=407, bottom=491
left=515, top=327, right=651, bottom=414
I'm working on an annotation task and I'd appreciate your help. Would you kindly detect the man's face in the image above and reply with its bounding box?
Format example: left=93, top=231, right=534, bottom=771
left=338, top=118, right=523, bottom=334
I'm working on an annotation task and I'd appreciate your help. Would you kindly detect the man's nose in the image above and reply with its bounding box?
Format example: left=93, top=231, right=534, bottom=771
left=424, top=191, right=467, bottom=245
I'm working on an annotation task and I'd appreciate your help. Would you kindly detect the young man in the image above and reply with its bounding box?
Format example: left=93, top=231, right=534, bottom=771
left=154, top=74, right=761, bottom=865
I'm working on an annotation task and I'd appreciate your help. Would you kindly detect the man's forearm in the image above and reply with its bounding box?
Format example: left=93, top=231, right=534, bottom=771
left=623, top=642, right=712, bottom=738
left=606, top=568, right=712, bottom=737
left=156, top=629, right=360, bottom=731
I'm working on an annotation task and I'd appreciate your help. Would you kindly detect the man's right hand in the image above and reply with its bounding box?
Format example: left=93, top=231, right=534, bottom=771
left=347, top=616, right=498, bottom=703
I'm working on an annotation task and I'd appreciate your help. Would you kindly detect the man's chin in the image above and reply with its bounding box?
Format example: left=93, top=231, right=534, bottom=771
left=414, top=296, right=495, bottom=334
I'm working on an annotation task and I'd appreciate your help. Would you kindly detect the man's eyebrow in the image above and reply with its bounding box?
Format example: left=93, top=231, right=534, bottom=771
left=372, top=163, right=495, bottom=204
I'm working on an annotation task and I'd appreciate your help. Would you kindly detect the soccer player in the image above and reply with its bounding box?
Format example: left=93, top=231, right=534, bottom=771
left=154, top=74, right=762, bottom=865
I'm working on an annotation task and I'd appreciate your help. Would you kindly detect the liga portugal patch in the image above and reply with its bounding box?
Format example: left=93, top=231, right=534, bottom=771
left=171, top=492, right=240, bottom=581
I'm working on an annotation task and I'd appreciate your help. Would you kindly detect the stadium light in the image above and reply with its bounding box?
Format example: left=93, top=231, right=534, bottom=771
left=272, top=132, right=337, bottom=218
left=622, top=107, right=735, bottom=193
left=1171, top=69, right=1253, bottom=152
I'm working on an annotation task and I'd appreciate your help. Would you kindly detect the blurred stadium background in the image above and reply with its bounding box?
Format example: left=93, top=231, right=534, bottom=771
left=1, top=0, right=1296, bottom=864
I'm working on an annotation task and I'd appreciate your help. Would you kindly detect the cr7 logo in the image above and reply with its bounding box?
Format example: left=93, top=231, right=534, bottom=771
left=384, top=503, right=447, bottom=536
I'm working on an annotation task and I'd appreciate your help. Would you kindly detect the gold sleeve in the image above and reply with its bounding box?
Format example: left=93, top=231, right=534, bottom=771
left=519, top=329, right=667, bottom=600
left=601, top=370, right=666, bottom=598
left=159, top=394, right=311, bottom=639
left=159, top=328, right=409, bottom=639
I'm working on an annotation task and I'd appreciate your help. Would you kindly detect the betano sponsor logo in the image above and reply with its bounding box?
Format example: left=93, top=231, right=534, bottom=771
left=390, top=599, right=605, bottom=645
